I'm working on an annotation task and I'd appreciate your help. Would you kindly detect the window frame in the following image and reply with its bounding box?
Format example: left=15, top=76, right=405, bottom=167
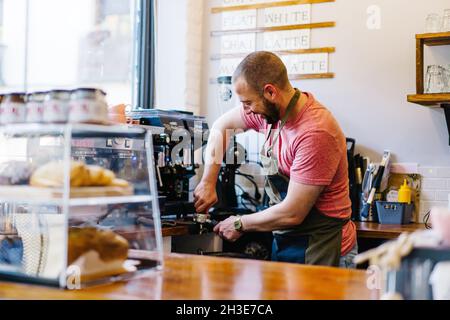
left=135, top=0, right=155, bottom=109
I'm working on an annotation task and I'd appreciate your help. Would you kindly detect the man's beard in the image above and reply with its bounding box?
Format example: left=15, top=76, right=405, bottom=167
left=261, top=98, right=280, bottom=125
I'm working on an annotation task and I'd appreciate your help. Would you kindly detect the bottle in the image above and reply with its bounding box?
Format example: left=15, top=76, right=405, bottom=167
left=398, top=179, right=412, bottom=204
left=69, top=88, right=108, bottom=124
left=26, top=91, right=46, bottom=123
left=43, top=90, right=71, bottom=123
left=0, top=93, right=27, bottom=124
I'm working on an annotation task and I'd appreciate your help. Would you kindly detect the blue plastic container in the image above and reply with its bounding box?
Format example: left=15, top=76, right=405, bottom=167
left=376, top=201, right=414, bottom=225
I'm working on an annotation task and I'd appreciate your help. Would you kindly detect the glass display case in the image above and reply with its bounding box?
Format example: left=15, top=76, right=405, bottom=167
left=0, top=123, right=163, bottom=289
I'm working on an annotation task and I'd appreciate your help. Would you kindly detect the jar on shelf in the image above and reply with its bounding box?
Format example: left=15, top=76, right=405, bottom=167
left=43, top=89, right=71, bottom=123
left=26, top=91, right=46, bottom=123
left=425, top=65, right=445, bottom=94
left=0, top=92, right=27, bottom=124
left=69, top=88, right=108, bottom=124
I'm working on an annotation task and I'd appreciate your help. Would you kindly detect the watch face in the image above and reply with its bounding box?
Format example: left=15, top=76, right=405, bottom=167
left=234, top=218, right=242, bottom=231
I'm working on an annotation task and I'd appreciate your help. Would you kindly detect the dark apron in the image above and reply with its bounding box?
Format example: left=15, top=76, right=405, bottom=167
left=261, top=90, right=349, bottom=267
left=266, top=173, right=349, bottom=267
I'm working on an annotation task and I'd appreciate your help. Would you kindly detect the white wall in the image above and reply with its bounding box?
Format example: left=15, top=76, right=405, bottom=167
left=201, top=0, right=450, bottom=166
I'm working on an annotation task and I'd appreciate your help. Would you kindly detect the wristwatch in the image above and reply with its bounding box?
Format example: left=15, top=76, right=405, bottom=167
left=234, top=216, right=244, bottom=232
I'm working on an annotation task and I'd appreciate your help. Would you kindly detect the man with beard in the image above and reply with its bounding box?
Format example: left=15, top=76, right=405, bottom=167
left=194, top=51, right=357, bottom=268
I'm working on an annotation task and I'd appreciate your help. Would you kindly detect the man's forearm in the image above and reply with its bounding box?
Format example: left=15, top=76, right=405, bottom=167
left=201, top=125, right=232, bottom=184
left=201, top=163, right=221, bottom=185
left=241, top=203, right=306, bottom=232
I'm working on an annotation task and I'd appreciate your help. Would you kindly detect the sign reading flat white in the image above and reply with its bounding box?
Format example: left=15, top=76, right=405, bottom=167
left=219, top=58, right=243, bottom=76
left=281, top=53, right=329, bottom=74
left=264, top=5, right=311, bottom=27
left=222, top=0, right=285, bottom=7
left=222, top=10, right=257, bottom=30
left=264, top=29, right=310, bottom=51
left=221, top=34, right=256, bottom=54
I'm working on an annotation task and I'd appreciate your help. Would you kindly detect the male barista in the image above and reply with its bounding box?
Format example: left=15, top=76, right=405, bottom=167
left=194, top=51, right=357, bottom=268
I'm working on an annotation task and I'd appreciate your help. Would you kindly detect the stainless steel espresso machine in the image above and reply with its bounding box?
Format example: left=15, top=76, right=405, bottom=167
left=127, top=109, right=209, bottom=220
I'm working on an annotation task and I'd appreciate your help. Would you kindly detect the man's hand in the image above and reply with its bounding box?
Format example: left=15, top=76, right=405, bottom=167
left=194, top=181, right=218, bottom=214
left=213, top=216, right=243, bottom=242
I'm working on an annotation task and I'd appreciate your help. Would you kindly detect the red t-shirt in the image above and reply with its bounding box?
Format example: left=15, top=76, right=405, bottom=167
left=240, top=92, right=356, bottom=256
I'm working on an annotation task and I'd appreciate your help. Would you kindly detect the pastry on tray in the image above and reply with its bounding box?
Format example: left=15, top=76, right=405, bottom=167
left=30, top=161, right=129, bottom=188
left=30, top=161, right=87, bottom=188
left=68, top=227, right=133, bottom=281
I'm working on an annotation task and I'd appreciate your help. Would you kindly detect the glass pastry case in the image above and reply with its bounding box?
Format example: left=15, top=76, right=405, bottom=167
left=0, top=123, right=163, bottom=289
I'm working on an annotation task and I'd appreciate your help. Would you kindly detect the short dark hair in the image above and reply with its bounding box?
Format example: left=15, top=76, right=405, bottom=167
left=233, top=51, right=289, bottom=96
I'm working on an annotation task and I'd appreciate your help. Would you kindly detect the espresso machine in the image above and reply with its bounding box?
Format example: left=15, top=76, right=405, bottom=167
left=127, top=109, right=209, bottom=219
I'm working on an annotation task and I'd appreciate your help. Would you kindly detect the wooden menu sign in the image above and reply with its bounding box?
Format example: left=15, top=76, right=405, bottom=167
left=211, top=0, right=335, bottom=80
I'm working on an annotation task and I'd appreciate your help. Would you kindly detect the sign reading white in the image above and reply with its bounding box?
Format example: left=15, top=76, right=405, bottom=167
left=221, top=34, right=256, bottom=54
left=222, top=0, right=285, bottom=7
left=281, top=53, right=329, bottom=74
left=219, top=58, right=243, bottom=76
left=264, top=29, right=310, bottom=51
left=264, top=5, right=311, bottom=27
left=222, top=10, right=257, bottom=30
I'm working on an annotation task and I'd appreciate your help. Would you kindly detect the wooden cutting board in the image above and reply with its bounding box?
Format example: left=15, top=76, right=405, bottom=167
left=0, top=185, right=134, bottom=200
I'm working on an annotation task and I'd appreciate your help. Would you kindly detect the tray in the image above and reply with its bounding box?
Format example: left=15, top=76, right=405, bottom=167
left=0, top=185, right=134, bottom=199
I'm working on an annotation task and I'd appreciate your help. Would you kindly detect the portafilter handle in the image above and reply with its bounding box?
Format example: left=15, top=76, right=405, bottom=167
left=193, top=214, right=219, bottom=234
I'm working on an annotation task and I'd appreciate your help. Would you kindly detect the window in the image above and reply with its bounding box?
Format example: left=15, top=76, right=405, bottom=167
left=0, top=0, right=154, bottom=107
left=0, top=0, right=26, bottom=92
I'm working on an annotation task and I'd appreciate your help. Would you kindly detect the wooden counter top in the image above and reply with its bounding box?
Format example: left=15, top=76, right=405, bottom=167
left=0, top=254, right=376, bottom=300
left=162, top=225, right=190, bottom=237
left=163, top=220, right=428, bottom=240
left=355, top=222, right=426, bottom=240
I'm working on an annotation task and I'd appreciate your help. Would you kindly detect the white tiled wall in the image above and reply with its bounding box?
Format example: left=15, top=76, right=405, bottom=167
left=418, top=166, right=450, bottom=223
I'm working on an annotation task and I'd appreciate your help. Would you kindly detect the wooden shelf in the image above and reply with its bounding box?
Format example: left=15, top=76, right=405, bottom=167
left=210, top=73, right=334, bottom=84
left=407, top=93, right=450, bottom=106
left=289, top=73, right=334, bottom=80
left=414, top=32, right=450, bottom=95
left=211, top=47, right=335, bottom=60
left=416, top=31, right=450, bottom=46
left=211, top=0, right=335, bottom=14
left=211, top=21, right=335, bottom=36
left=409, top=33, right=450, bottom=145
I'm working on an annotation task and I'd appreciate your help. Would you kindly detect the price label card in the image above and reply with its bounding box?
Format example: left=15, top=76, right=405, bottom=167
left=281, top=53, right=329, bottom=74
left=221, top=34, right=257, bottom=54
left=263, top=29, right=311, bottom=51
left=219, top=58, right=244, bottom=76
left=222, top=9, right=257, bottom=30
left=264, top=4, right=311, bottom=27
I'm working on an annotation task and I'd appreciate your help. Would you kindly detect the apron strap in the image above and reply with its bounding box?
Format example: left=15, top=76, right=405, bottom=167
left=262, top=88, right=301, bottom=157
